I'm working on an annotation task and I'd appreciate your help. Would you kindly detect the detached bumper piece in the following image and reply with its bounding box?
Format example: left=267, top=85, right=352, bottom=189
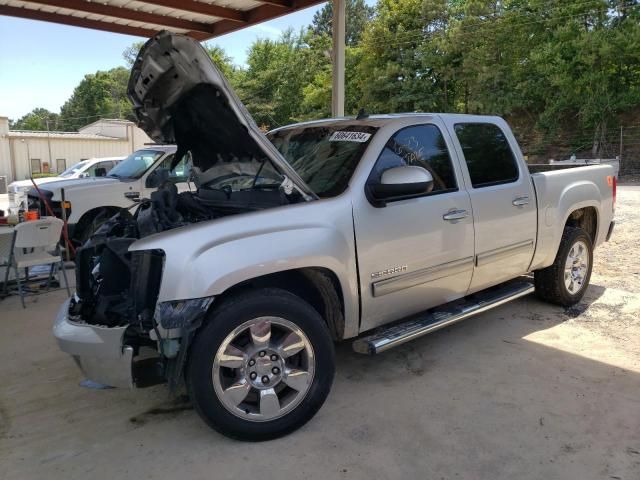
left=53, top=299, right=134, bottom=388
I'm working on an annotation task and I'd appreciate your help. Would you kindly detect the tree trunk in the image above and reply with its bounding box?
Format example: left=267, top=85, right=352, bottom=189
left=444, top=78, right=448, bottom=110
left=464, top=83, right=469, bottom=114
left=592, top=123, right=601, bottom=158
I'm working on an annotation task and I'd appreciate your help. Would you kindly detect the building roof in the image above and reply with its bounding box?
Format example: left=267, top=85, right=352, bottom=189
left=80, top=118, right=136, bottom=128
left=8, top=130, right=124, bottom=141
left=0, top=0, right=325, bottom=40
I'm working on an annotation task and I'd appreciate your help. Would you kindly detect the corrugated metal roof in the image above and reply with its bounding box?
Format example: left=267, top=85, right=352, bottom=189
left=0, top=0, right=326, bottom=40
left=79, top=118, right=136, bottom=129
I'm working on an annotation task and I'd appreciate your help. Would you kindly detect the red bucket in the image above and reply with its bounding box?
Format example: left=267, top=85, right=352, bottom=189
left=25, top=210, right=40, bottom=221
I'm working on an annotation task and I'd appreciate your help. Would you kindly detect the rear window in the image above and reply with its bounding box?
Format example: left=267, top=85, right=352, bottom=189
left=454, top=123, right=519, bottom=188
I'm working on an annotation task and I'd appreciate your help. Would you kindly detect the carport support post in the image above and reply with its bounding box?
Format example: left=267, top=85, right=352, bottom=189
left=331, top=0, right=346, bottom=117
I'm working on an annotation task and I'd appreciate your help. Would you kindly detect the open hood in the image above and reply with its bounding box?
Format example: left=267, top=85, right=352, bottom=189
left=127, top=31, right=316, bottom=200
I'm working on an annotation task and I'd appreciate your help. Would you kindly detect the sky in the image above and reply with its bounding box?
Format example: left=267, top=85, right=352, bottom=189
left=0, top=5, right=323, bottom=122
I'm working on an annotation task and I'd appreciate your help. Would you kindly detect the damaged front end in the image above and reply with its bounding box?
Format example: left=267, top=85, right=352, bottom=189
left=54, top=30, right=318, bottom=389
left=62, top=197, right=217, bottom=389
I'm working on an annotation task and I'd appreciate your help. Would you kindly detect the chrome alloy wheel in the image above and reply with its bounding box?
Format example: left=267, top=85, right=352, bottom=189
left=212, top=317, right=315, bottom=422
left=564, top=240, right=589, bottom=294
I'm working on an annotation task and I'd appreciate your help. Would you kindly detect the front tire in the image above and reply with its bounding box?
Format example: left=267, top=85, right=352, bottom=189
left=534, top=226, right=593, bottom=307
left=187, top=288, right=335, bottom=441
left=76, top=208, right=112, bottom=246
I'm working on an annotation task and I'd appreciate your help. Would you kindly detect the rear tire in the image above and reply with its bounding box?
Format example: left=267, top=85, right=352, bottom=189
left=534, top=226, right=593, bottom=307
left=187, top=288, right=335, bottom=441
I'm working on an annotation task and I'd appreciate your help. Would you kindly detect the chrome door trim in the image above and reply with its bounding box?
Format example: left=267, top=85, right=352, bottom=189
left=372, top=256, right=474, bottom=297
left=475, top=239, right=534, bottom=267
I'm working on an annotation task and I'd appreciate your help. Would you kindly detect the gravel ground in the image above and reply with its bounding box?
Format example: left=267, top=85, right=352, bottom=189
left=0, top=187, right=638, bottom=480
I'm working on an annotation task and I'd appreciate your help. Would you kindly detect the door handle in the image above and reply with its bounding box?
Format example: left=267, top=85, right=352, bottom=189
left=512, top=196, right=530, bottom=206
left=124, top=191, right=140, bottom=201
left=443, top=209, right=469, bottom=221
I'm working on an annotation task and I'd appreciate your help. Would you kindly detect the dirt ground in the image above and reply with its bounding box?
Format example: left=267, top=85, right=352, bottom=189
left=1, top=188, right=639, bottom=480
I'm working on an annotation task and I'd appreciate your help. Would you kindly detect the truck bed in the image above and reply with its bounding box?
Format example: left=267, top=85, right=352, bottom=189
left=528, top=159, right=619, bottom=178
left=528, top=163, right=585, bottom=173
left=528, top=163, right=615, bottom=272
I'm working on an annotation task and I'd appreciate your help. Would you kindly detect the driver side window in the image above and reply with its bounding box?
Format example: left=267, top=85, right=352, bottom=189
left=371, top=124, right=457, bottom=194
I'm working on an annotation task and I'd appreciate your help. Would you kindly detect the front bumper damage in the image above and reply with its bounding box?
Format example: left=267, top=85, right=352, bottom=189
left=53, top=299, right=134, bottom=388
left=54, top=294, right=216, bottom=389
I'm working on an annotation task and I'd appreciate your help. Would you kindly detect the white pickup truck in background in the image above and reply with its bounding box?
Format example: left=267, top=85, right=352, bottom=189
left=8, top=156, right=124, bottom=214
left=23, top=146, right=184, bottom=245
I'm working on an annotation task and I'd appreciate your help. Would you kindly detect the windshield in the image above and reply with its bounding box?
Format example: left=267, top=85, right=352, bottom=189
left=108, top=149, right=165, bottom=179
left=267, top=124, right=378, bottom=198
left=60, top=161, right=89, bottom=178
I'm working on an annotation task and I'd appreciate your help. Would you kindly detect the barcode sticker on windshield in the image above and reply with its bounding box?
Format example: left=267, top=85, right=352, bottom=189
left=329, top=131, right=372, bottom=142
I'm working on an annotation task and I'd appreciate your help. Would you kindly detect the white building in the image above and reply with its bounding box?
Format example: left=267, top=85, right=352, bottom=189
left=0, top=116, right=152, bottom=186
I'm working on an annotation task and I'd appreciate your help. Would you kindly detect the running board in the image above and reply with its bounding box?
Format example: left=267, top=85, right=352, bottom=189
left=352, top=279, right=535, bottom=355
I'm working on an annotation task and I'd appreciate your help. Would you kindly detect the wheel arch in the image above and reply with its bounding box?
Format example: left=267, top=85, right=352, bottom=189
left=531, top=196, right=601, bottom=271
left=214, top=267, right=347, bottom=341
left=73, top=206, right=122, bottom=242
left=564, top=206, right=598, bottom=245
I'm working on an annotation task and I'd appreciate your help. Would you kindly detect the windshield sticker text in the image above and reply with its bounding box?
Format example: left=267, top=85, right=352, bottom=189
left=329, top=131, right=372, bottom=143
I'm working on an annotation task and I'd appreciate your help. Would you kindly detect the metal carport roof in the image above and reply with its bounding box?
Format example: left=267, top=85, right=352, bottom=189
left=0, top=0, right=346, bottom=116
left=0, top=0, right=326, bottom=41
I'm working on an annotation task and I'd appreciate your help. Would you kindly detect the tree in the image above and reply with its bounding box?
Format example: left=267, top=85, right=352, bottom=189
left=356, top=0, right=452, bottom=113
left=202, top=43, right=237, bottom=82
left=10, top=108, right=60, bottom=131
left=122, top=41, right=144, bottom=67
left=59, top=67, right=132, bottom=130
left=235, top=30, right=314, bottom=127
left=40, top=1, right=640, bottom=156
left=311, top=0, right=374, bottom=45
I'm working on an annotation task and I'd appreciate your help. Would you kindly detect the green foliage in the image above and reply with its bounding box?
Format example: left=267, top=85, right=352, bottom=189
left=311, top=0, right=375, bottom=45
left=10, top=108, right=60, bottom=131
left=58, top=67, right=133, bottom=130
left=354, top=0, right=640, bottom=156
left=203, top=42, right=237, bottom=80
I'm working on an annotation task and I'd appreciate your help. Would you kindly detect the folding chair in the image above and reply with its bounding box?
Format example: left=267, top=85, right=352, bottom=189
left=2, top=217, right=71, bottom=308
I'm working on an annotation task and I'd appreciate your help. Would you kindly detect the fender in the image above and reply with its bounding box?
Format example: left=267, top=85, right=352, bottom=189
left=531, top=177, right=602, bottom=271
left=129, top=196, right=361, bottom=338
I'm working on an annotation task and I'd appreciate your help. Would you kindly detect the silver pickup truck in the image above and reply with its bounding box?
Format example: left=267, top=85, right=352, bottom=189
left=53, top=32, right=616, bottom=441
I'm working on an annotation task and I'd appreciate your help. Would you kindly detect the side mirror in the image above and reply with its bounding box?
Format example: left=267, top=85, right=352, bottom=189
left=94, top=167, right=107, bottom=177
left=368, top=165, right=434, bottom=206
left=79, top=172, right=89, bottom=178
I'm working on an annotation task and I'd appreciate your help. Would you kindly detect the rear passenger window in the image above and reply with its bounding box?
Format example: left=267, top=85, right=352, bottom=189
left=454, top=123, right=519, bottom=188
left=371, top=124, right=457, bottom=194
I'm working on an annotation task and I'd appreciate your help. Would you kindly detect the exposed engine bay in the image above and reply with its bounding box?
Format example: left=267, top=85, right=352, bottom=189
left=71, top=37, right=310, bottom=330
left=71, top=172, right=297, bottom=330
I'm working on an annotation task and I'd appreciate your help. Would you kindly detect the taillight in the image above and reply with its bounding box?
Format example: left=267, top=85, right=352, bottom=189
left=613, top=176, right=616, bottom=212
left=608, top=175, right=617, bottom=212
